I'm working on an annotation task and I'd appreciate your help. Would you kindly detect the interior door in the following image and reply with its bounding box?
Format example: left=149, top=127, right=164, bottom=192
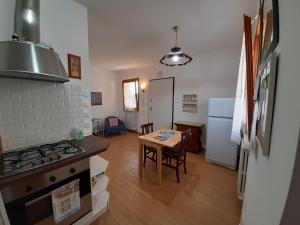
left=148, top=78, right=174, bottom=131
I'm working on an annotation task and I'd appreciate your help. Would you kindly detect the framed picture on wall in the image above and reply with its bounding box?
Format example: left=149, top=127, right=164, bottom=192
left=259, top=0, right=279, bottom=69
left=256, top=51, right=278, bottom=156
left=68, top=54, right=81, bottom=79
left=91, top=92, right=102, bottom=105
left=253, top=75, right=261, bottom=101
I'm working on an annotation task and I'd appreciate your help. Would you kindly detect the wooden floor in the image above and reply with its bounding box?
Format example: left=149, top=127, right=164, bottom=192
left=92, top=132, right=242, bottom=225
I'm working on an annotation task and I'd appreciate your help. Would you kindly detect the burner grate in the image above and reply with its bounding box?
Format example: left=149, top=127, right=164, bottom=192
left=0, top=140, right=85, bottom=178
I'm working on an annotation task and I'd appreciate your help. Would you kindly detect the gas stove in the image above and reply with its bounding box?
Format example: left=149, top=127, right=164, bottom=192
left=0, top=140, right=85, bottom=178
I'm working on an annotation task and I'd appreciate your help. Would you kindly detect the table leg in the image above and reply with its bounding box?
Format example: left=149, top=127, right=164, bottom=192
left=139, top=141, right=144, bottom=178
left=156, top=146, right=162, bottom=184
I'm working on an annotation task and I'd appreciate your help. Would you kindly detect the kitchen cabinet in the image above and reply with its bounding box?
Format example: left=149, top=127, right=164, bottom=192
left=0, top=136, right=110, bottom=225
left=174, top=121, right=205, bottom=154
left=90, top=155, right=110, bottom=215
left=74, top=156, right=110, bottom=225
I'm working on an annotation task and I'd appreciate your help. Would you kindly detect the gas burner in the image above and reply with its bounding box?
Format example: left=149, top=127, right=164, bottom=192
left=2, top=147, right=40, bottom=161
left=64, top=147, right=82, bottom=154
left=0, top=140, right=85, bottom=178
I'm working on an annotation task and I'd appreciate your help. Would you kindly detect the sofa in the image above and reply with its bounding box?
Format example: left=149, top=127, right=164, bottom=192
left=104, top=116, right=126, bottom=136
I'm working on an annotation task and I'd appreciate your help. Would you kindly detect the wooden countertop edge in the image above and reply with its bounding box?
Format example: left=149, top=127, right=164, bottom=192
left=173, top=122, right=205, bottom=128
left=0, top=135, right=110, bottom=188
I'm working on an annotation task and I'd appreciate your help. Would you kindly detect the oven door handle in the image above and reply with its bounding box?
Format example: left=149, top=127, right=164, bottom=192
left=25, top=192, right=51, bottom=207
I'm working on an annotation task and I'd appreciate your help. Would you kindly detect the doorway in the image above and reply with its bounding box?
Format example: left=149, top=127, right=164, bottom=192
left=148, top=77, right=174, bottom=130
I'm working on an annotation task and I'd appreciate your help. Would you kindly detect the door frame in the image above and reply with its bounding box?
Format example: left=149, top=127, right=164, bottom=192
left=148, top=77, right=175, bottom=129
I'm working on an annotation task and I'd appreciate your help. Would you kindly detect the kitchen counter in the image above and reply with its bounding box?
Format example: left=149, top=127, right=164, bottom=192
left=174, top=121, right=204, bottom=127
left=0, top=135, right=110, bottom=188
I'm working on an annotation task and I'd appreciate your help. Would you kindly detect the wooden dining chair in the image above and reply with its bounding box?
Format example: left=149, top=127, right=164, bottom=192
left=141, top=123, right=157, bottom=166
left=163, top=129, right=192, bottom=183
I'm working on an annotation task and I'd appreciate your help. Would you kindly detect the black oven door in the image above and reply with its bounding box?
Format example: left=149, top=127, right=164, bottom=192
left=5, top=170, right=92, bottom=225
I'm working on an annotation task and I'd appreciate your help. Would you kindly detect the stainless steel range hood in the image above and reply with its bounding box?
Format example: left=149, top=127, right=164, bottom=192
left=0, top=0, right=69, bottom=83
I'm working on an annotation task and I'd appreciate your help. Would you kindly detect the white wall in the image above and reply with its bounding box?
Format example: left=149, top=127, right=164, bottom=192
left=115, top=47, right=240, bottom=134
left=89, top=66, right=119, bottom=121
left=40, top=0, right=91, bottom=90
left=241, top=0, right=300, bottom=224
left=0, top=0, right=92, bottom=150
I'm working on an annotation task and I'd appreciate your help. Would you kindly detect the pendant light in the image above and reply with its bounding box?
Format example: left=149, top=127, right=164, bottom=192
left=160, top=26, right=192, bottom=67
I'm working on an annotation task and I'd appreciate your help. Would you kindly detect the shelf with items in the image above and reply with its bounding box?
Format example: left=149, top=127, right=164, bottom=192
left=182, top=108, right=197, bottom=113
left=91, top=174, right=109, bottom=197
left=92, top=118, right=104, bottom=136
left=182, top=94, right=198, bottom=113
left=182, top=94, right=198, bottom=101
left=90, top=155, right=109, bottom=178
left=182, top=101, right=197, bottom=105
left=92, top=190, right=110, bottom=215
left=88, top=155, right=110, bottom=223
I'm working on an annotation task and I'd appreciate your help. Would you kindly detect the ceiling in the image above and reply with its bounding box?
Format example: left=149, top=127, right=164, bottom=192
left=74, top=0, right=257, bottom=71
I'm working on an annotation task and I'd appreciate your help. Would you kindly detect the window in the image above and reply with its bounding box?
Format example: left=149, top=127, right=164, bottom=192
left=122, top=78, right=139, bottom=112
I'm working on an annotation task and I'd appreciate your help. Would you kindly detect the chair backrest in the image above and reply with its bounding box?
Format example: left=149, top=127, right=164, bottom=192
left=106, top=116, right=119, bottom=127
left=178, top=129, right=192, bottom=156
left=141, top=123, right=154, bottom=135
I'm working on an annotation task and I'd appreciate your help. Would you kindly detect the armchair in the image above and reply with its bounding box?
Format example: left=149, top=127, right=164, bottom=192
left=104, top=116, right=126, bottom=136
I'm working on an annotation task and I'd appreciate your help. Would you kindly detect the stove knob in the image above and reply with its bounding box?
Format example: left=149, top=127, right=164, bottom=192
left=50, top=176, right=56, bottom=182
left=70, top=168, right=76, bottom=174
left=25, top=186, right=33, bottom=192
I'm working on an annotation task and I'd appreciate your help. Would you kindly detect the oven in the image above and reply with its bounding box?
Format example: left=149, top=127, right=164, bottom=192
left=1, top=159, right=92, bottom=225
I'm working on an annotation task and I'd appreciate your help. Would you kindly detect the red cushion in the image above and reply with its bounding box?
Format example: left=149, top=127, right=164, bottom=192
left=107, top=117, right=119, bottom=127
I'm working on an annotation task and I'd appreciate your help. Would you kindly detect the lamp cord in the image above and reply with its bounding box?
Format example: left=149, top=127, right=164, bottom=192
left=173, top=26, right=179, bottom=47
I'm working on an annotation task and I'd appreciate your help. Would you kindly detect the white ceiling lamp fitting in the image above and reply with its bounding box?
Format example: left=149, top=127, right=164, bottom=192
left=160, top=26, right=192, bottom=67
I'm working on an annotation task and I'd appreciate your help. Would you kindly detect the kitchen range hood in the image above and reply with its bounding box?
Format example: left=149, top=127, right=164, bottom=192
left=0, top=0, right=69, bottom=83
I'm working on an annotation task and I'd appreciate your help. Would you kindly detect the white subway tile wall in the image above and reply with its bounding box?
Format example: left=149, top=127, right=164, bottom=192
left=0, top=79, right=92, bottom=150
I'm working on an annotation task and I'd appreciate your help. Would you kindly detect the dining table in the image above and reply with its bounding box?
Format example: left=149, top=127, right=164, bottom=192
left=138, top=129, right=182, bottom=184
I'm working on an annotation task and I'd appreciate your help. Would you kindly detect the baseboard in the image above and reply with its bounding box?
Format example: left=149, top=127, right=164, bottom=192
left=206, top=159, right=237, bottom=170
left=126, top=129, right=140, bottom=134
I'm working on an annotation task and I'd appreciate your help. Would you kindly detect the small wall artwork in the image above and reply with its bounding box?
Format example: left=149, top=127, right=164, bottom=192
left=259, top=0, right=279, bottom=69
left=68, top=54, right=81, bottom=79
left=91, top=92, right=102, bottom=106
left=255, top=51, right=278, bottom=156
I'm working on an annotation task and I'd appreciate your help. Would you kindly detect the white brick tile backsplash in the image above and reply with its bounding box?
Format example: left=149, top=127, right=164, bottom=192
left=72, top=118, right=85, bottom=124
left=0, top=79, right=92, bottom=151
left=51, top=114, right=66, bottom=120
left=59, top=119, right=73, bottom=125
left=27, top=135, right=46, bottom=145
left=1, top=133, right=15, bottom=141
left=36, top=128, right=52, bottom=135
left=21, top=80, right=41, bottom=89
left=44, top=133, right=60, bottom=143
left=44, top=120, right=60, bottom=128
left=0, top=117, right=14, bottom=126
left=4, top=123, right=25, bottom=132
left=8, top=138, right=27, bottom=149
left=13, top=104, right=34, bottom=112
left=15, top=130, right=35, bottom=138
left=14, top=115, right=34, bottom=124
left=34, top=114, right=51, bottom=122
left=24, top=122, right=44, bottom=129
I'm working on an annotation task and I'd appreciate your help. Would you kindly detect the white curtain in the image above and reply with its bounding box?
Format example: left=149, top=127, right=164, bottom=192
left=231, top=34, right=247, bottom=144
left=123, top=81, right=138, bottom=110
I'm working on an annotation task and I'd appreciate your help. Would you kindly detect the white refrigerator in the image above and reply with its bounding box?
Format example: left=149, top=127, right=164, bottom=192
left=206, top=98, right=238, bottom=170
